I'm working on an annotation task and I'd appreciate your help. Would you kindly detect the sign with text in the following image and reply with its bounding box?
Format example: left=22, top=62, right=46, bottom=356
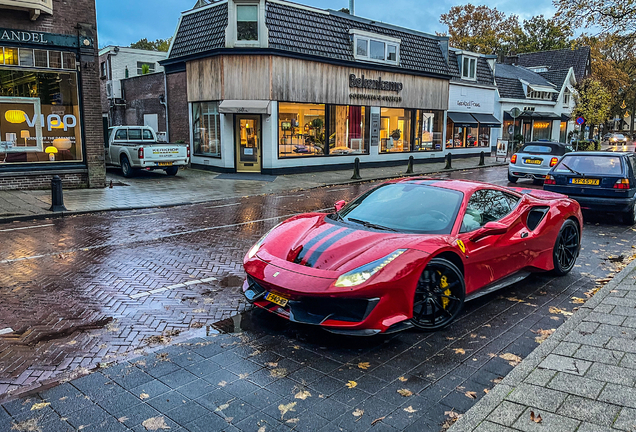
left=496, top=139, right=508, bottom=159
left=0, top=27, right=79, bottom=48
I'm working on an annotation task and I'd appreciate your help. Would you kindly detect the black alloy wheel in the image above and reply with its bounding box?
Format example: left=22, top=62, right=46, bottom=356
left=121, top=155, right=133, bottom=178
left=411, top=258, right=465, bottom=330
left=552, top=219, right=580, bottom=276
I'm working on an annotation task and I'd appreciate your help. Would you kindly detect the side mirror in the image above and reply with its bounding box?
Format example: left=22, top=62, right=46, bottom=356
left=334, top=200, right=346, bottom=212
left=470, top=221, right=508, bottom=242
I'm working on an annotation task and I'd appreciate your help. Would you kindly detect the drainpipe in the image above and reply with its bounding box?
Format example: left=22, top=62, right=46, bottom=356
left=349, top=0, right=354, bottom=15
left=161, top=72, right=170, bottom=142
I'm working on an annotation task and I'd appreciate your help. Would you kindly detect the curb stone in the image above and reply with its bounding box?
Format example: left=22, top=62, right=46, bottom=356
left=449, top=257, right=636, bottom=431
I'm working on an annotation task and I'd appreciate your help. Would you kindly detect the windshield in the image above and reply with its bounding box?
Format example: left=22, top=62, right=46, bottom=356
left=337, top=183, right=463, bottom=234
left=554, top=155, right=623, bottom=175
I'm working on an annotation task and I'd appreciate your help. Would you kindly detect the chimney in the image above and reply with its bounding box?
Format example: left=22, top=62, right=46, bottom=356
left=349, top=0, right=354, bottom=15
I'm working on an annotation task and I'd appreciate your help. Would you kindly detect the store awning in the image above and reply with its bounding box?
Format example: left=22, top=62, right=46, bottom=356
left=471, top=113, right=502, bottom=128
left=561, top=114, right=571, bottom=122
left=219, top=100, right=271, bottom=115
left=447, top=112, right=478, bottom=127
left=532, top=112, right=562, bottom=121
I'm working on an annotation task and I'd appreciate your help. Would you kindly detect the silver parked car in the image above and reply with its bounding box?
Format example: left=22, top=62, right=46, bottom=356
left=508, top=142, right=573, bottom=184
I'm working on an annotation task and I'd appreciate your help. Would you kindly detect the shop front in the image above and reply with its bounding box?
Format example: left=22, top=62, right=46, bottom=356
left=185, top=55, right=449, bottom=175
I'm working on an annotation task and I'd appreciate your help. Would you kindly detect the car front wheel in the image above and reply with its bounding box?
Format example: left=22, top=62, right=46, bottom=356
left=411, top=258, right=465, bottom=331
left=552, top=219, right=580, bottom=276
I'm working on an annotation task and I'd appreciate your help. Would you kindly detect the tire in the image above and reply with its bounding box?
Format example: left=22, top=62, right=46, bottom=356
left=411, top=258, right=465, bottom=331
left=508, top=172, right=518, bottom=184
left=552, top=219, right=580, bottom=276
left=165, top=166, right=179, bottom=176
left=623, top=202, right=636, bottom=225
left=120, top=155, right=134, bottom=178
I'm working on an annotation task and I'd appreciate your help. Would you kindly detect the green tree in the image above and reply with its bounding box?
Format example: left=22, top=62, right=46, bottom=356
left=554, top=0, right=636, bottom=34
left=130, top=37, right=172, bottom=52
left=573, top=79, right=612, bottom=137
left=515, top=15, right=573, bottom=53
left=439, top=4, right=522, bottom=55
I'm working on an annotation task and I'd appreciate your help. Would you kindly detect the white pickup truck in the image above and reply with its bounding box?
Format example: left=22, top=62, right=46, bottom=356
left=105, top=126, right=190, bottom=178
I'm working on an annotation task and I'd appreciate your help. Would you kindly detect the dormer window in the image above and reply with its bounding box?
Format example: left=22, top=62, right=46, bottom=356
left=351, top=30, right=400, bottom=65
left=237, top=4, right=258, bottom=41
left=462, top=56, right=477, bottom=80
left=563, top=88, right=571, bottom=105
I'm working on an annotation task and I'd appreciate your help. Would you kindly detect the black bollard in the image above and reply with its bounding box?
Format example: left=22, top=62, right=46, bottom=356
left=406, top=155, right=414, bottom=174
left=444, top=152, right=452, bottom=170
left=351, top=157, right=362, bottom=180
left=49, top=175, right=68, bottom=212
left=478, top=151, right=485, bottom=166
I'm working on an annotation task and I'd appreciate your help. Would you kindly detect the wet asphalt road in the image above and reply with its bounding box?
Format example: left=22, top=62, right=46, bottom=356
left=1, top=166, right=636, bottom=430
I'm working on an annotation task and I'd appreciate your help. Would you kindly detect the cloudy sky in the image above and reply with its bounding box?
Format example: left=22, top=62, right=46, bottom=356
left=96, top=0, right=558, bottom=48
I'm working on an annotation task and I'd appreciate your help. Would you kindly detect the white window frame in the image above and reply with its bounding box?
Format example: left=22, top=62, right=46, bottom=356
left=350, top=30, right=400, bottom=66
left=563, top=88, right=571, bottom=106
left=461, top=56, right=477, bottom=81
left=235, top=3, right=259, bottom=44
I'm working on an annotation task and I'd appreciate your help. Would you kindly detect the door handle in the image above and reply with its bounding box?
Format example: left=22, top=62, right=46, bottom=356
left=521, top=232, right=529, bottom=239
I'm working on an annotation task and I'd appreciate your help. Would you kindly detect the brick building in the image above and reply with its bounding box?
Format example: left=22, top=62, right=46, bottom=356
left=0, top=0, right=105, bottom=190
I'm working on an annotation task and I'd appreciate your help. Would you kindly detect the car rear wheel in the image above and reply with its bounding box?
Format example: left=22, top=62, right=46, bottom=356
left=165, top=166, right=179, bottom=176
left=121, top=156, right=134, bottom=178
left=552, top=219, right=580, bottom=276
left=411, top=258, right=465, bottom=331
left=507, top=173, right=518, bottom=184
left=623, top=202, right=636, bottom=225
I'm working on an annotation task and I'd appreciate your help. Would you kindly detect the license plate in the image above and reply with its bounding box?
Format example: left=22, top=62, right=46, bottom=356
left=570, top=178, right=600, bottom=185
left=265, top=292, right=289, bottom=307
left=524, top=159, right=542, bottom=165
left=157, top=162, right=173, bottom=167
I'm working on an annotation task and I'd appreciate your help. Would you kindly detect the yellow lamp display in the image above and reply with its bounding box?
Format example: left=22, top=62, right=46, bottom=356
left=45, top=146, right=58, bottom=161
left=20, top=130, right=30, bottom=146
left=50, top=120, right=65, bottom=129
left=52, top=138, right=72, bottom=150
left=5, top=110, right=26, bottom=124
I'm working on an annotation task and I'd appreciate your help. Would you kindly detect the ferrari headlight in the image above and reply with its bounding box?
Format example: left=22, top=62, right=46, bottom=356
left=334, top=249, right=407, bottom=288
left=247, top=223, right=282, bottom=259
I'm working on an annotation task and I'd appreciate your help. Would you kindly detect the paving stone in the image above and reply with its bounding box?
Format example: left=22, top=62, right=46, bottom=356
left=564, top=331, right=611, bottom=348
left=556, top=395, right=620, bottom=426
left=158, top=369, right=199, bottom=389
left=523, top=369, right=557, bottom=387
left=200, top=368, right=240, bottom=388
left=552, top=342, right=580, bottom=357
left=613, top=407, right=636, bottom=431
left=511, top=406, right=581, bottom=432
left=97, top=390, right=143, bottom=415
left=111, top=402, right=163, bottom=428
left=487, top=401, right=527, bottom=427
left=474, top=421, right=518, bottom=432
left=41, top=383, right=96, bottom=416
left=183, top=412, right=236, bottom=432
left=547, top=372, right=605, bottom=399
left=213, top=398, right=255, bottom=424
left=129, top=379, right=172, bottom=400
left=576, top=322, right=601, bottom=334
left=505, top=383, right=568, bottom=412
left=195, top=388, right=235, bottom=411
left=104, top=366, right=154, bottom=390
left=576, top=422, right=616, bottom=432
left=602, top=296, right=636, bottom=307
left=240, top=387, right=283, bottom=410
left=585, top=363, right=636, bottom=386
left=584, top=312, right=626, bottom=326
left=607, top=337, right=636, bottom=353
left=594, top=304, right=615, bottom=314
left=621, top=316, right=636, bottom=328
left=63, top=402, right=111, bottom=429
left=538, top=354, right=592, bottom=376
left=223, top=378, right=261, bottom=398
left=620, top=353, right=636, bottom=370
left=146, top=390, right=191, bottom=412
left=175, top=378, right=216, bottom=399
left=164, top=399, right=210, bottom=425
left=572, top=345, right=624, bottom=366
left=596, top=324, right=636, bottom=340
left=598, top=383, right=636, bottom=409
left=611, top=306, right=636, bottom=317
left=234, top=411, right=285, bottom=432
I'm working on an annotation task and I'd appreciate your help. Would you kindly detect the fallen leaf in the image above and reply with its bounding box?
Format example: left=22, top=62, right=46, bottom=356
left=352, top=408, right=364, bottom=417
left=278, top=402, right=296, bottom=419
left=571, top=297, right=586, bottom=304
left=118, top=416, right=129, bottom=423
left=293, top=345, right=301, bottom=349
left=445, top=410, right=461, bottom=420
left=484, top=389, right=489, bottom=394
left=530, top=411, right=543, bottom=423
left=215, top=403, right=230, bottom=412
left=499, top=353, right=522, bottom=366
left=357, top=362, right=370, bottom=370
left=488, top=353, right=498, bottom=358
left=397, top=389, right=413, bottom=397
left=139, top=393, right=150, bottom=400
left=371, top=416, right=386, bottom=426
left=265, top=362, right=278, bottom=368
left=532, top=329, right=555, bottom=344
left=270, top=368, right=287, bottom=378
left=549, top=306, right=573, bottom=316
left=67, top=340, right=77, bottom=345
left=218, top=381, right=227, bottom=387
left=398, top=376, right=408, bottom=382
left=239, top=373, right=249, bottom=379
left=404, top=406, right=418, bottom=413
left=453, top=348, right=466, bottom=355
left=465, top=391, right=477, bottom=399
left=286, top=418, right=300, bottom=424
left=295, top=390, right=311, bottom=400
left=141, top=416, right=171, bottom=430
left=506, top=297, right=525, bottom=303
left=30, top=402, right=50, bottom=411
left=346, top=381, right=357, bottom=389
left=257, top=427, right=266, bottom=432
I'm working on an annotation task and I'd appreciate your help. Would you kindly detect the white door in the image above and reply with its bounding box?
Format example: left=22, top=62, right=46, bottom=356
left=144, top=114, right=159, bottom=133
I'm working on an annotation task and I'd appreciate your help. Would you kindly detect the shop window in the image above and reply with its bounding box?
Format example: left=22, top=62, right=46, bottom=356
left=237, top=4, right=258, bottom=41
left=100, top=61, right=107, bottom=78
left=379, top=108, right=411, bottom=153
left=462, top=56, right=476, bottom=80
left=328, top=105, right=369, bottom=155
left=560, top=121, right=567, bottom=143
left=278, top=103, right=326, bottom=157
left=0, top=68, right=83, bottom=165
left=192, top=102, right=221, bottom=158
left=63, top=52, right=75, bottom=70
left=48, top=51, right=62, bottom=69
left=479, top=126, right=491, bottom=148
left=1, top=48, right=18, bottom=66
left=352, top=31, right=400, bottom=65
left=533, top=121, right=552, bottom=141
left=136, top=62, right=155, bottom=75
left=19, top=49, right=33, bottom=67
left=34, top=50, right=48, bottom=68
left=445, top=121, right=486, bottom=148
left=414, top=110, right=443, bottom=151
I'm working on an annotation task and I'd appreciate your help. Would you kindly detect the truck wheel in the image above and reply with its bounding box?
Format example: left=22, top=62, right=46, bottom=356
left=121, top=156, right=134, bottom=178
left=165, top=167, right=179, bottom=176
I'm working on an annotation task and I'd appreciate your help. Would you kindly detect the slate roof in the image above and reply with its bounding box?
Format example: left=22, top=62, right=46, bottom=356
left=167, top=1, right=451, bottom=78
left=170, top=3, right=228, bottom=59
left=495, top=76, right=527, bottom=99
left=495, top=64, right=557, bottom=88
left=447, top=49, right=494, bottom=86
left=516, top=46, right=591, bottom=81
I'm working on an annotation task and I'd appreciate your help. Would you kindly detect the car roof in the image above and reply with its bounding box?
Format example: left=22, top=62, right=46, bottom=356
left=389, top=177, right=513, bottom=195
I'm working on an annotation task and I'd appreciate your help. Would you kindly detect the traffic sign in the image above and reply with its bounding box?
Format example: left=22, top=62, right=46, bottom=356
left=576, top=116, right=585, bottom=125
left=510, top=107, right=521, bottom=118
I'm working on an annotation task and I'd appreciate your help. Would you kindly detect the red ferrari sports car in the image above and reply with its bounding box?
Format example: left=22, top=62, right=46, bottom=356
left=242, top=178, right=582, bottom=336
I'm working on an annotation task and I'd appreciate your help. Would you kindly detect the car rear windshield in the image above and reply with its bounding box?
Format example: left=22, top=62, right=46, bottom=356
left=554, top=155, right=623, bottom=175
left=337, top=183, right=463, bottom=234
left=521, top=145, right=553, bottom=154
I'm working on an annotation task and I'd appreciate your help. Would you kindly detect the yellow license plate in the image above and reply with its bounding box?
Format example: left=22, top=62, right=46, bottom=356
left=524, top=159, right=542, bottom=165
left=265, top=292, right=289, bottom=307
left=571, top=178, right=600, bottom=185
left=157, top=162, right=173, bottom=167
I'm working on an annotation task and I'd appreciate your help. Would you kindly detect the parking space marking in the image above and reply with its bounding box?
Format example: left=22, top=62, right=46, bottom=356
left=204, top=203, right=241, bottom=209
left=130, top=277, right=219, bottom=299
left=0, top=224, right=54, bottom=233
left=115, top=212, right=162, bottom=219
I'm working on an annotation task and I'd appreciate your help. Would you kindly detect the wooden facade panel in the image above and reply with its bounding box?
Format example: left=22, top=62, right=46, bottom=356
left=222, top=55, right=271, bottom=100
left=187, top=57, right=224, bottom=102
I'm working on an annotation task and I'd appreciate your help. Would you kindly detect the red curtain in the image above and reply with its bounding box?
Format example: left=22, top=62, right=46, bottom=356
left=348, top=106, right=362, bottom=139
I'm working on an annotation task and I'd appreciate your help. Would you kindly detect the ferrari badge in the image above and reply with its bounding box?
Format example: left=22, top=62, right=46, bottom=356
left=457, top=239, right=466, bottom=254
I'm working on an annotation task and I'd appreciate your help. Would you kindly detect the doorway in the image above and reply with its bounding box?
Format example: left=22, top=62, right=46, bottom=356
left=235, top=115, right=261, bottom=173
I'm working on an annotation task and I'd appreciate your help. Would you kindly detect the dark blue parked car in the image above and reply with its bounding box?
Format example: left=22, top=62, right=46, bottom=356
left=544, top=151, right=636, bottom=224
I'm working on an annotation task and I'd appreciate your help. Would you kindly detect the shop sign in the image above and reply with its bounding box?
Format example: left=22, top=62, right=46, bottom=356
left=456, top=100, right=481, bottom=108
left=496, top=139, right=508, bottom=160
left=0, top=27, right=80, bottom=48
left=349, top=74, right=403, bottom=93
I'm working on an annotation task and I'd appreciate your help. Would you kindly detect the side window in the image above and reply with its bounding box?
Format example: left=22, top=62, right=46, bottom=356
left=142, top=129, right=154, bottom=140
left=128, top=129, right=142, bottom=140
left=630, top=156, right=636, bottom=178
left=460, top=190, right=515, bottom=233
left=114, top=129, right=127, bottom=140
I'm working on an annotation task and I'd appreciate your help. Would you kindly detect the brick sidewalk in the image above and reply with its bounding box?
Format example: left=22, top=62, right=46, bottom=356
left=450, top=258, right=636, bottom=432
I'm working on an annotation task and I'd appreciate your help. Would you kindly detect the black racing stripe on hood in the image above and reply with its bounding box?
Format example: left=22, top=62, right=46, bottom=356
left=295, top=225, right=341, bottom=264
left=305, top=228, right=357, bottom=268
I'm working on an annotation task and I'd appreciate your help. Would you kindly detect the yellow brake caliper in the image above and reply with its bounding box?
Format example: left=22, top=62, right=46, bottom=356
left=440, top=273, right=451, bottom=309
